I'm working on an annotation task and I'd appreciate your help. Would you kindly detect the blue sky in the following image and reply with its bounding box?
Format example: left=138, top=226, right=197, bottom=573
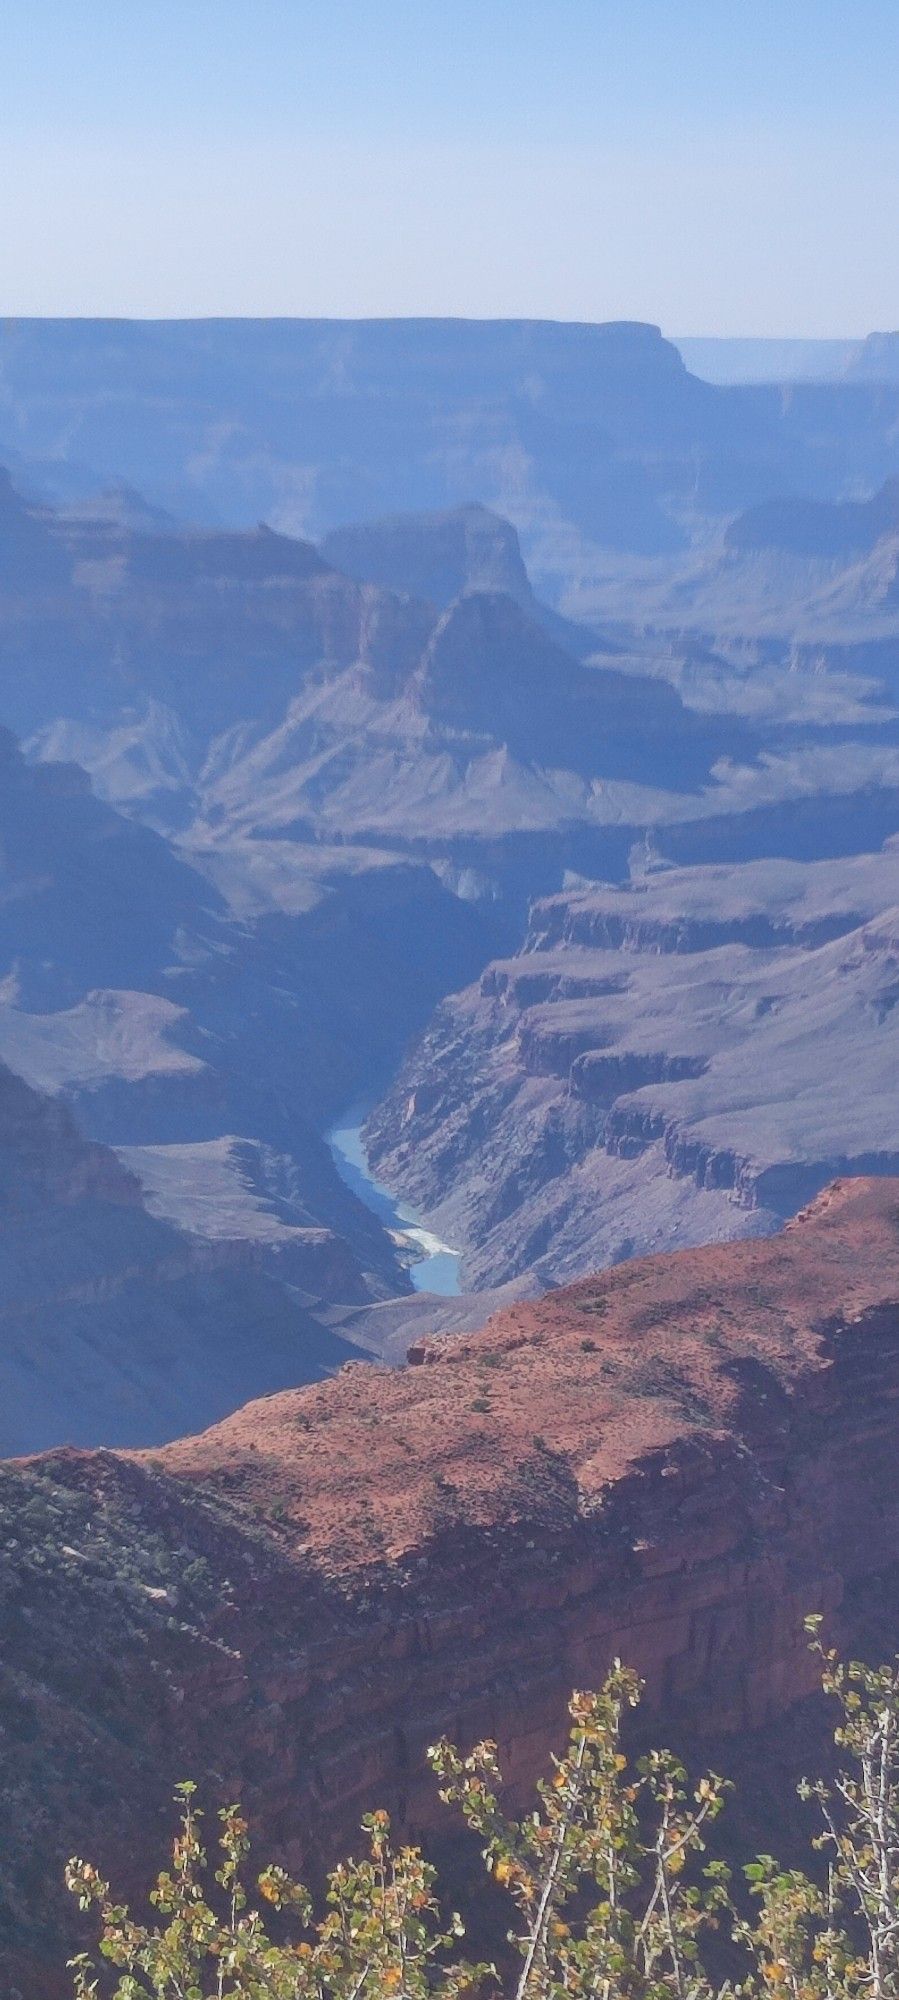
left=1, top=0, right=897, bottom=331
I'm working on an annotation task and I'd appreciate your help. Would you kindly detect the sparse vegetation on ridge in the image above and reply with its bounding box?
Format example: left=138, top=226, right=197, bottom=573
left=67, top=1622, right=899, bottom=2000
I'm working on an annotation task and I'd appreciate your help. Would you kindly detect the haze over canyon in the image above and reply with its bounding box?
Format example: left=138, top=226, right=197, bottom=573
left=6, top=316, right=899, bottom=1991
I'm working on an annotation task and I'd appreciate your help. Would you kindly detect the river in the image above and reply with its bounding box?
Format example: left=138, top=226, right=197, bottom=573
left=328, top=1105, right=462, bottom=1297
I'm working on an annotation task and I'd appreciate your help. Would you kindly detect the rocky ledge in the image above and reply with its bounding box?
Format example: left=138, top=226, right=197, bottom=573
left=6, top=1178, right=899, bottom=1988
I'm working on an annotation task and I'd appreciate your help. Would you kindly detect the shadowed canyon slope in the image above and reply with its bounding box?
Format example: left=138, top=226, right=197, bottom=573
left=0, top=462, right=730, bottom=830
left=6, top=1179, right=899, bottom=1987
left=366, top=850, right=899, bottom=1288
left=0, top=725, right=503, bottom=1450
left=0, top=1056, right=369, bottom=1457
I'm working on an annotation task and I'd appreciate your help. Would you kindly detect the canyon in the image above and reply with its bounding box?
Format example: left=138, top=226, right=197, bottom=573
left=6, top=1179, right=899, bottom=1989
left=4, top=316, right=899, bottom=1993
left=4, top=333, right=899, bottom=1448
left=5, top=320, right=899, bottom=585
left=0, top=724, right=500, bottom=1451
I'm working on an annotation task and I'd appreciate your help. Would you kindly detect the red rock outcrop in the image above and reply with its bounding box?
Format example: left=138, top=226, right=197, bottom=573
left=6, top=1178, right=899, bottom=1991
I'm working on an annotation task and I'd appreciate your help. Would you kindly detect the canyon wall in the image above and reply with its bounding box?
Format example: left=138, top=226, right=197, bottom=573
left=6, top=1179, right=899, bottom=1989
left=366, top=853, right=899, bottom=1287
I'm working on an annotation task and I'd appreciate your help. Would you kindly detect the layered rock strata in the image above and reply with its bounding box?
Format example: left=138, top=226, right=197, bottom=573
left=6, top=1180, right=899, bottom=1986
left=366, top=852, right=899, bottom=1287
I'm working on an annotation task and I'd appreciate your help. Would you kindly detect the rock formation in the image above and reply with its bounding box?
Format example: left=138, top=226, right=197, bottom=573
left=365, top=850, right=899, bottom=1288
left=725, top=476, right=899, bottom=561
left=321, top=503, right=536, bottom=610
left=4, top=318, right=899, bottom=587
left=0, top=1051, right=373, bottom=1457
left=0, top=726, right=506, bottom=1450
left=5, top=1179, right=899, bottom=1991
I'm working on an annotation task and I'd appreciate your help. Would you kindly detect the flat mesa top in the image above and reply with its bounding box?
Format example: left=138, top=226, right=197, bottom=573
left=150, top=1177, right=899, bottom=1569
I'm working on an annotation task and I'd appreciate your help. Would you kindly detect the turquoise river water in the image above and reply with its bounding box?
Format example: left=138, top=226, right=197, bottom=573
left=328, top=1106, right=462, bottom=1297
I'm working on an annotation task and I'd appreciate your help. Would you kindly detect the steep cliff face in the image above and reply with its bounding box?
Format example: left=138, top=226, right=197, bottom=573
left=0, top=496, right=432, bottom=749
left=413, top=591, right=711, bottom=788
left=6, top=1180, right=899, bottom=1990
left=365, top=851, right=899, bottom=1288
left=0, top=1057, right=140, bottom=1209
left=0, top=1056, right=374, bottom=1458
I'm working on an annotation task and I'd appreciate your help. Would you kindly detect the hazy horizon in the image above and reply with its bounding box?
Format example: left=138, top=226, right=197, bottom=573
left=0, top=313, right=874, bottom=337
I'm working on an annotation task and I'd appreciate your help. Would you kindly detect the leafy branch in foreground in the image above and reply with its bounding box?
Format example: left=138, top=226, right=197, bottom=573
left=66, top=1622, right=899, bottom=1999
left=430, top=1666, right=731, bottom=2000
left=67, top=1790, right=484, bottom=2000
